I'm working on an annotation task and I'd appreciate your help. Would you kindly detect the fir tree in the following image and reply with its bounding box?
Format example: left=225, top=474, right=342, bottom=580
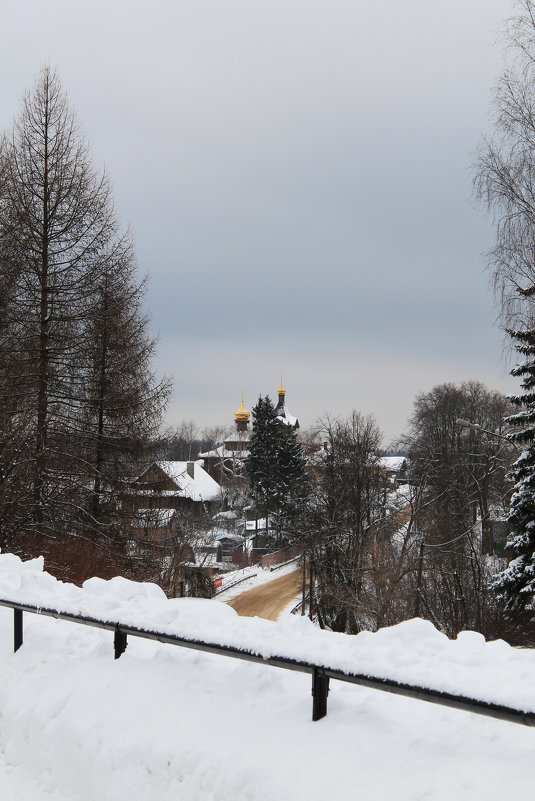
left=494, top=329, right=535, bottom=615
left=246, top=395, right=307, bottom=546
left=246, top=396, right=282, bottom=537
left=276, top=422, right=308, bottom=541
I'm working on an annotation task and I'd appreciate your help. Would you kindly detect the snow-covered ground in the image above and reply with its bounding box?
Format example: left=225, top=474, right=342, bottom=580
left=1, top=554, right=535, bottom=800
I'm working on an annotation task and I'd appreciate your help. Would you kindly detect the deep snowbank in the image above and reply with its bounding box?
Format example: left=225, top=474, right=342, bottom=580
left=2, top=553, right=535, bottom=710
left=0, top=554, right=534, bottom=800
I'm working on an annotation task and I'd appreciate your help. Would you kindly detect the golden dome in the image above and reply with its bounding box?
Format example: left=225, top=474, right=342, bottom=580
left=235, top=391, right=250, bottom=422
left=278, top=376, right=286, bottom=396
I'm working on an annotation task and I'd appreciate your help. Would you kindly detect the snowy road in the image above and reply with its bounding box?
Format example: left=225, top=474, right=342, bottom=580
left=228, top=569, right=302, bottom=620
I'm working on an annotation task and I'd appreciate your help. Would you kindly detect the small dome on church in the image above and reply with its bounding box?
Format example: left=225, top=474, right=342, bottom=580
left=235, top=392, right=250, bottom=422
left=278, top=377, right=286, bottom=396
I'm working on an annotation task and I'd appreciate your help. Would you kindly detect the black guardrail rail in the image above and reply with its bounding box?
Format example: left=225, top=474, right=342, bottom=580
left=1, top=596, right=534, bottom=726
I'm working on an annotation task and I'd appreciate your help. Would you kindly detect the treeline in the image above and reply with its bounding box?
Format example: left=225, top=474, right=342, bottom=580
left=294, top=0, right=535, bottom=642
left=0, top=68, right=170, bottom=566
left=473, top=0, right=535, bottom=630
left=243, top=383, right=518, bottom=641
left=156, top=421, right=231, bottom=462
left=260, top=382, right=519, bottom=640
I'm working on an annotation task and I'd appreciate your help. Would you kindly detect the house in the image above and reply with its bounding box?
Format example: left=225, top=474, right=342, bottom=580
left=377, top=456, right=408, bottom=489
left=131, top=507, right=179, bottom=542
left=125, top=460, right=223, bottom=516
left=130, top=507, right=195, bottom=559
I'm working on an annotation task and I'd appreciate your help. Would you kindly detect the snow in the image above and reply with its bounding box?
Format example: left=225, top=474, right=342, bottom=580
left=213, top=510, right=238, bottom=520
left=1, top=554, right=535, bottom=800
left=3, top=553, right=535, bottom=709
left=378, top=455, right=407, bottom=472
left=277, top=408, right=298, bottom=427
left=152, top=460, right=222, bottom=501
left=204, top=446, right=250, bottom=459
left=199, top=435, right=251, bottom=460
left=245, top=516, right=268, bottom=530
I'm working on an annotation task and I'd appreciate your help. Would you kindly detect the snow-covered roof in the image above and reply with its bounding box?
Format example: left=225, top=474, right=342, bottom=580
left=277, top=407, right=298, bottom=427
left=225, top=430, right=251, bottom=443
left=149, top=461, right=222, bottom=502
left=213, top=511, right=238, bottom=521
left=200, top=430, right=251, bottom=459
left=213, top=532, right=244, bottom=543
left=198, top=446, right=221, bottom=458
left=188, top=552, right=232, bottom=570
left=378, top=456, right=407, bottom=472
left=199, top=444, right=250, bottom=460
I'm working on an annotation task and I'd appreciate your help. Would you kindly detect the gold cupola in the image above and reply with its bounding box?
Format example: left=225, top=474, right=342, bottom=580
left=235, top=390, right=250, bottom=423
left=278, top=376, right=286, bottom=396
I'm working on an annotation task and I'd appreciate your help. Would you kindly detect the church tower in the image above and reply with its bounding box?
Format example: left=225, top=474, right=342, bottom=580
left=198, top=392, right=250, bottom=482
left=275, top=378, right=286, bottom=417
left=275, top=378, right=299, bottom=428
left=223, top=391, right=251, bottom=453
left=234, top=391, right=250, bottom=433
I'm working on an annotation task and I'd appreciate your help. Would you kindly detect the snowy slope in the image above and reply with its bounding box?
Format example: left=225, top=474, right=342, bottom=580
left=0, top=554, right=534, bottom=800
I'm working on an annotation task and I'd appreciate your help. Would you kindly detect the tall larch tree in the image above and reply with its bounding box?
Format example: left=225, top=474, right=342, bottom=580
left=0, top=67, right=112, bottom=537
left=0, top=67, right=170, bottom=552
left=80, top=236, right=170, bottom=532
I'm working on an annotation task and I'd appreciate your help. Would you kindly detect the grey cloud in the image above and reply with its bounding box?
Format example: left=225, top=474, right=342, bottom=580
left=0, top=0, right=517, bottom=445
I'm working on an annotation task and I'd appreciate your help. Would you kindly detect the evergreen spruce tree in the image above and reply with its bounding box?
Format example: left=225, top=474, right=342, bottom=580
left=246, top=395, right=307, bottom=547
left=246, top=396, right=282, bottom=539
left=276, top=422, right=308, bottom=542
left=494, top=329, right=535, bottom=615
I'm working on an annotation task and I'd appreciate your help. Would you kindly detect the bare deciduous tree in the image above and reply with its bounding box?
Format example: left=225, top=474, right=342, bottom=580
left=303, top=412, right=384, bottom=633
left=474, top=1, right=535, bottom=637
left=475, top=0, right=535, bottom=328
left=401, top=382, right=513, bottom=638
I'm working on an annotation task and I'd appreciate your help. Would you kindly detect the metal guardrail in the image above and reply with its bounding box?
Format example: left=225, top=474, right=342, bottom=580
left=214, top=570, right=258, bottom=596
left=268, top=555, right=302, bottom=572
left=2, top=596, right=535, bottom=726
left=290, top=599, right=303, bottom=615
left=214, top=553, right=301, bottom=595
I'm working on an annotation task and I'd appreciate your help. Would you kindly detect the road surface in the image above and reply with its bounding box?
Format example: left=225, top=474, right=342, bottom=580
left=228, top=569, right=302, bottom=621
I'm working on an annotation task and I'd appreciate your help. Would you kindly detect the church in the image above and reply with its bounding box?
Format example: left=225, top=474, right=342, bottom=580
left=200, top=380, right=299, bottom=484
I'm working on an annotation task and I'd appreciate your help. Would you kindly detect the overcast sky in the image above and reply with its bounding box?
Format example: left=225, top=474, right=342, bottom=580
left=1, top=0, right=519, bottom=445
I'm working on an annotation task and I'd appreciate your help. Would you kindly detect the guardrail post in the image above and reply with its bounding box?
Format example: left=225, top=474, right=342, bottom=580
left=114, top=628, right=127, bottom=659
left=312, top=667, right=330, bottom=721
left=14, top=608, right=23, bottom=652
